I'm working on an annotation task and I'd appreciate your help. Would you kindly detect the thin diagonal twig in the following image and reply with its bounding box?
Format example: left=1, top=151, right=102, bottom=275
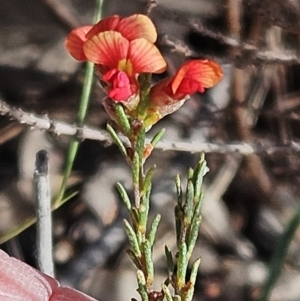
left=146, top=0, right=300, bottom=65
left=161, top=34, right=300, bottom=65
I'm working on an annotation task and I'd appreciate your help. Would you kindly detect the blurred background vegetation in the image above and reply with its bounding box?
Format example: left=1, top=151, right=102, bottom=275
left=1, top=0, right=300, bottom=300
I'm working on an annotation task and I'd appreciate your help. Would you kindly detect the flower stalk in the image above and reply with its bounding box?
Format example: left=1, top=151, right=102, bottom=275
left=65, top=13, right=223, bottom=301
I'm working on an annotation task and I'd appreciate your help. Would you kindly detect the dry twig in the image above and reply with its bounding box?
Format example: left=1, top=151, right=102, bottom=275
left=1, top=98, right=300, bottom=155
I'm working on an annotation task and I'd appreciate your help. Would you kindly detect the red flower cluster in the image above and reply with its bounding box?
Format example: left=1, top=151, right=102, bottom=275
left=66, top=14, right=223, bottom=125
left=66, top=14, right=166, bottom=102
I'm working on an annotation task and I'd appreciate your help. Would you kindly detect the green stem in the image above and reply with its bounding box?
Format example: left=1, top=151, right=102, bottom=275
left=258, top=206, right=300, bottom=301
left=54, top=0, right=103, bottom=207
left=54, top=140, right=80, bottom=207
left=76, top=62, right=95, bottom=125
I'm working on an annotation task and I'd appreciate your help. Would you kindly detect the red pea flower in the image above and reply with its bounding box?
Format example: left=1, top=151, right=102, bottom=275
left=146, top=59, right=223, bottom=125
left=65, top=14, right=167, bottom=102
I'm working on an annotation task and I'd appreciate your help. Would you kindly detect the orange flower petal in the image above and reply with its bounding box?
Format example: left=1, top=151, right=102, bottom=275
left=117, top=14, right=157, bottom=43
left=85, top=15, right=121, bottom=39
left=128, top=38, right=167, bottom=73
left=83, top=31, right=129, bottom=67
left=65, top=26, right=93, bottom=61
left=171, top=60, right=223, bottom=94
